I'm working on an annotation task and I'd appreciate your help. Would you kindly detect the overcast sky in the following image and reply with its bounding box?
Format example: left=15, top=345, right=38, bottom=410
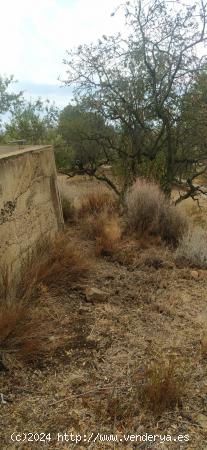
left=1, top=0, right=124, bottom=107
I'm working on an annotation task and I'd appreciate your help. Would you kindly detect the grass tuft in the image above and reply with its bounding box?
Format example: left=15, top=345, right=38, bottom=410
left=0, top=300, right=58, bottom=366
left=138, top=358, right=184, bottom=414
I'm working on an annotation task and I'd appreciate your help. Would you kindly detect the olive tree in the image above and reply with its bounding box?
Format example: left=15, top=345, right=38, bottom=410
left=57, top=104, right=120, bottom=195
left=5, top=99, right=59, bottom=145
left=62, top=0, right=207, bottom=202
left=0, top=75, right=23, bottom=138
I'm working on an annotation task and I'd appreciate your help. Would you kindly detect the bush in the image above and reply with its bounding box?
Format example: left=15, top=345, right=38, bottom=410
left=175, top=226, right=207, bottom=268
left=126, top=178, right=187, bottom=245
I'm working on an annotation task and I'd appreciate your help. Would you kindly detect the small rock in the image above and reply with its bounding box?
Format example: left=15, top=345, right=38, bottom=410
left=191, top=270, right=199, bottom=279
left=85, top=287, right=109, bottom=303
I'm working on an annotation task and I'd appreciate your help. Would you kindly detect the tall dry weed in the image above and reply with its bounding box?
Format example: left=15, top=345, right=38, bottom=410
left=175, top=226, right=207, bottom=268
left=126, top=178, right=187, bottom=246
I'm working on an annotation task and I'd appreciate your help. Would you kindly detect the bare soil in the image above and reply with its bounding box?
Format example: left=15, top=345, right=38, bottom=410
left=1, top=176, right=207, bottom=449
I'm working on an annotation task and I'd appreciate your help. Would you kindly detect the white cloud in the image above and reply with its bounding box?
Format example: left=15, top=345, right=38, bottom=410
left=0, top=0, right=124, bottom=85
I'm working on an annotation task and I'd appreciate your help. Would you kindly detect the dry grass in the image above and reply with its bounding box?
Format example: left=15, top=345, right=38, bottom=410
left=0, top=301, right=26, bottom=344
left=95, top=216, right=121, bottom=256
left=201, top=335, right=207, bottom=358
left=0, top=297, right=60, bottom=367
left=0, top=233, right=92, bottom=368
left=138, top=358, right=185, bottom=414
left=111, top=235, right=170, bottom=266
left=160, top=204, right=187, bottom=246
left=175, top=226, right=207, bottom=268
left=185, top=203, right=207, bottom=227
left=90, top=390, right=136, bottom=425
left=126, top=178, right=166, bottom=235
left=2, top=172, right=206, bottom=448
left=78, top=190, right=117, bottom=218
left=0, top=265, right=12, bottom=301
left=87, top=356, right=185, bottom=426
left=61, top=194, right=75, bottom=222
left=126, top=178, right=187, bottom=246
left=34, top=233, right=91, bottom=287
left=80, top=211, right=122, bottom=257
left=16, top=233, right=91, bottom=296
left=110, top=239, right=139, bottom=265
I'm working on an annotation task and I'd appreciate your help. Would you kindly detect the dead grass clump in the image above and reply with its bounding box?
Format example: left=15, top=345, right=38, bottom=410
left=81, top=212, right=108, bottom=240
left=17, top=234, right=91, bottom=295
left=0, top=300, right=58, bottom=367
left=126, top=178, right=187, bottom=246
left=61, top=194, right=75, bottom=222
left=175, top=226, right=207, bottom=268
left=35, top=234, right=91, bottom=287
left=95, top=216, right=121, bottom=256
left=81, top=211, right=122, bottom=256
left=78, top=190, right=117, bottom=218
left=138, top=359, right=184, bottom=414
left=1, top=234, right=91, bottom=303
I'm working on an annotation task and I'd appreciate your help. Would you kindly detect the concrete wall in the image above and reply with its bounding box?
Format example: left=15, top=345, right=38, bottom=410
left=0, top=145, right=64, bottom=280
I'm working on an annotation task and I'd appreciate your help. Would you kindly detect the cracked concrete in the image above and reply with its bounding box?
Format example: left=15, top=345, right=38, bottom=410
left=0, top=145, right=64, bottom=281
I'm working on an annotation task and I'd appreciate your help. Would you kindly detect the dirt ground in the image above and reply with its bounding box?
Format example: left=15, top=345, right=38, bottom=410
left=1, top=176, right=207, bottom=449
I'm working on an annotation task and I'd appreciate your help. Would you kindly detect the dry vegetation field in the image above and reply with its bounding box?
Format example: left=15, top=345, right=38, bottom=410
left=1, top=175, right=207, bottom=449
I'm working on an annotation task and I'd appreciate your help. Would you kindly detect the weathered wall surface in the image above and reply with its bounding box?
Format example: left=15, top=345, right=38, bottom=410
left=0, top=145, right=64, bottom=279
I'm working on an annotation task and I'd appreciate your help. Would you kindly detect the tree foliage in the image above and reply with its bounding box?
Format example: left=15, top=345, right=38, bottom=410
left=56, top=104, right=121, bottom=194
left=62, top=0, right=207, bottom=202
left=5, top=98, right=59, bottom=145
left=58, top=104, right=111, bottom=168
left=0, top=75, right=22, bottom=117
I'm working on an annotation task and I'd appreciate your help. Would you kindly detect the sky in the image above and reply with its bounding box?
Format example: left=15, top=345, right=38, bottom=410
left=0, top=0, right=124, bottom=108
